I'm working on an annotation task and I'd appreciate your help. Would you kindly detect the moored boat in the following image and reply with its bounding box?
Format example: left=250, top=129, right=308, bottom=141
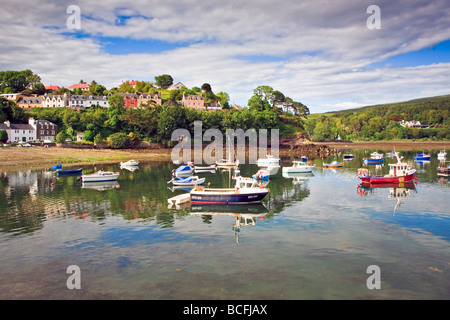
left=190, top=176, right=269, bottom=204
left=81, top=170, right=120, bottom=182
left=120, top=159, right=139, bottom=166
left=194, top=164, right=216, bottom=172
left=357, top=153, right=416, bottom=184
left=437, top=150, right=447, bottom=159
left=363, top=157, right=384, bottom=165
left=168, top=175, right=205, bottom=186
left=172, top=165, right=194, bottom=176
left=167, top=193, right=191, bottom=206
left=282, top=161, right=315, bottom=173
left=436, top=163, right=450, bottom=177
left=343, top=153, right=354, bottom=159
left=323, top=161, right=343, bottom=168
left=414, top=153, right=431, bottom=161
left=252, top=169, right=270, bottom=181
left=215, top=159, right=239, bottom=167
left=256, top=155, right=280, bottom=167
left=57, top=168, right=83, bottom=176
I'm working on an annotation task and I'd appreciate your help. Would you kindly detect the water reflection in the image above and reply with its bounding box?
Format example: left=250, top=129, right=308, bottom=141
left=190, top=203, right=269, bottom=244
left=357, top=181, right=417, bottom=213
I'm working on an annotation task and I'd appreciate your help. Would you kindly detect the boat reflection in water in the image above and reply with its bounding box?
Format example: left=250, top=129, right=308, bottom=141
left=190, top=203, right=269, bottom=244
left=81, top=181, right=120, bottom=191
left=282, top=171, right=314, bottom=185
left=357, top=181, right=417, bottom=213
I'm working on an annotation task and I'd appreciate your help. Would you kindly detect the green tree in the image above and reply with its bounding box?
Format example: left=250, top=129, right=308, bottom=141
left=155, top=74, right=173, bottom=89
left=107, top=132, right=130, bottom=149
left=0, top=130, right=8, bottom=143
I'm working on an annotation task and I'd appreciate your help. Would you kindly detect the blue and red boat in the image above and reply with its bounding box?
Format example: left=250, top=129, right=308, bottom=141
left=190, top=176, right=269, bottom=204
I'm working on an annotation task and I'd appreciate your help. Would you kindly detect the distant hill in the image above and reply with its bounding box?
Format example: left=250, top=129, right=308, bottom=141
left=305, top=94, right=450, bottom=141
left=327, top=94, right=450, bottom=115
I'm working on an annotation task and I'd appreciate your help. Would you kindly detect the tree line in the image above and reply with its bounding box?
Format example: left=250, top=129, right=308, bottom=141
left=305, top=98, right=450, bottom=141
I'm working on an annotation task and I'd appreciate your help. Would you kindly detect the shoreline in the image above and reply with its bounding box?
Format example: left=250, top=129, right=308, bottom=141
left=1, top=140, right=449, bottom=172
left=314, top=140, right=450, bottom=151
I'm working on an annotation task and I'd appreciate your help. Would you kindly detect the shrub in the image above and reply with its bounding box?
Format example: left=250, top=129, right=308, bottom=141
left=107, top=132, right=130, bottom=149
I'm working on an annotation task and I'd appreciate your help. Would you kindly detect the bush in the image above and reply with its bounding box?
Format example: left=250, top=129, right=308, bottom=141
left=56, top=131, right=68, bottom=144
left=107, top=132, right=130, bottom=149
left=0, top=130, right=8, bottom=143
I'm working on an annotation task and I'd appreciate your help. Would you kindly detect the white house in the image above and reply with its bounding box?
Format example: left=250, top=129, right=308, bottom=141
left=0, top=118, right=58, bottom=143
left=1, top=120, right=36, bottom=143
left=167, top=82, right=186, bottom=90
left=85, top=95, right=109, bottom=108
left=42, top=93, right=68, bottom=108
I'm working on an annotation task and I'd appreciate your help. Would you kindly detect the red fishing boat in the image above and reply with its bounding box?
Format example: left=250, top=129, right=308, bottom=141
left=357, top=153, right=417, bottom=184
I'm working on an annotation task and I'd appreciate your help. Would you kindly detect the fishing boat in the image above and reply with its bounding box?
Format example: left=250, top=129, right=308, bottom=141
left=57, top=168, right=83, bottom=176
left=172, top=165, right=193, bottom=176
left=414, top=153, right=431, bottom=161
left=256, top=154, right=280, bottom=167
left=190, top=176, right=269, bottom=204
left=168, top=175, right=205, bottom=186
left=120, top=159, right=139, bottom=166
left=194, top=164, right=216, bottom=172
left=282, top=161, right=315, bottom=173
left=323, top=161, right=343, bottom=168
left=357, top=153, right=416, bottom=184
left=81, top=170, right=120, bottom=182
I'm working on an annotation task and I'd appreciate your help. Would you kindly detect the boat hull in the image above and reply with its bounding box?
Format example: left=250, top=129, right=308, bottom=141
left=81, top=173, right=119, bottom=182
left=282, top=167, right=313, bottom=173
left=363, top=158, right=384, bottom=165
left=57, top=169, right=82, bottom=175
left=359, top=172, right=416, bottom=184
left=190, top=190, right=268, bottom=204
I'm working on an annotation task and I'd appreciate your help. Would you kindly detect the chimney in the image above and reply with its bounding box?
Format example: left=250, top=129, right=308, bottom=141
left=29, top=117, right=36, bottom=128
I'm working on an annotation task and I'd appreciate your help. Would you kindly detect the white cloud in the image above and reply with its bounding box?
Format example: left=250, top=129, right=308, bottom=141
left=1, top=0, right=450, bottom=112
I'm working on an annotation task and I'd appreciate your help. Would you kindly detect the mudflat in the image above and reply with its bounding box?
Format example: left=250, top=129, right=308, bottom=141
left=0, top=146, right=172, bottom=172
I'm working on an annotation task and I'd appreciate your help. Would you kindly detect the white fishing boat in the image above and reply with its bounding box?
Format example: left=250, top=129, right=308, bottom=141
left=81, top=170, right=120, bottom=182
left=120, top=159, right=139, bottom=166
left=256, top=154, right=280, bottom=167
left=190, top=176, right=269, bottom=204
left=168, top=175, right=205, bottom=186
left=437, top=150, right=447, bottom=159
left=282, top=161, right=315, bottom=173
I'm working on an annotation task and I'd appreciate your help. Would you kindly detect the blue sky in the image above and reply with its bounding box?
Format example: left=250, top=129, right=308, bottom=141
left=2, top=0, right=450, bottom=113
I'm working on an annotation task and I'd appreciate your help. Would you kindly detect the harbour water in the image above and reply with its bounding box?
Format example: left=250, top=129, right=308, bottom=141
left=0, top=149, right=449, bottom=299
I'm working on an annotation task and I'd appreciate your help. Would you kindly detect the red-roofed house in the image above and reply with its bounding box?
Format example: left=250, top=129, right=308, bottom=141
left=45, top=85, right=61, bottom=91
left=68, top=83, right=90, bottom=91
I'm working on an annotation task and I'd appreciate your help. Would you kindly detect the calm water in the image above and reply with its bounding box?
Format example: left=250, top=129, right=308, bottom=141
left=0, top=149, right=449, bottom=300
